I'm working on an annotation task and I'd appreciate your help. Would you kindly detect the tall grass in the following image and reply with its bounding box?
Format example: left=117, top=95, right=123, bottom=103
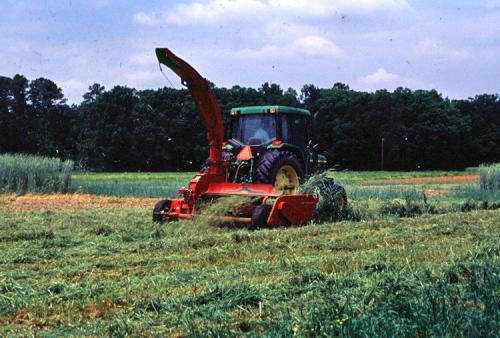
left=70, top=172, right=194, bottom=198
left=479, top=163, right=500, bottom=192
left=0, top=153, right=73, bottom=194
left=71, top=181, right=181, bottom=198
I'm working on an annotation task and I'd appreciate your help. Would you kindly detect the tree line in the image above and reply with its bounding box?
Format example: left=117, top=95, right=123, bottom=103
left=0, top=74, right=498, bottom=171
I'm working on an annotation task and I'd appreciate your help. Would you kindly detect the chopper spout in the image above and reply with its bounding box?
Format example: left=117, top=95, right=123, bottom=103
left=155, top=48, right=225, bottom=170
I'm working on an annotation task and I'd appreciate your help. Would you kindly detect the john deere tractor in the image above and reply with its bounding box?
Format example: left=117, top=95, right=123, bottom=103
left=213, top=105, right=327, bottom=194
left=153, top=48, right=346, bottom=227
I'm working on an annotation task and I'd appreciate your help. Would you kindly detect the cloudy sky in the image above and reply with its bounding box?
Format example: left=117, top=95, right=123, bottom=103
left=2, top=0, right=500, bottom=103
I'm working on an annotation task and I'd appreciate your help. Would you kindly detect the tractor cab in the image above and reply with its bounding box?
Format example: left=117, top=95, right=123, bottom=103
left=223, top=106, right=326, bottom=193
left=229, top=106, right=309, bottom=148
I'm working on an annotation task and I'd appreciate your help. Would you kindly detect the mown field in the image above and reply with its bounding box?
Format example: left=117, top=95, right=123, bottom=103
left=0, top=170, right=499, bottom=336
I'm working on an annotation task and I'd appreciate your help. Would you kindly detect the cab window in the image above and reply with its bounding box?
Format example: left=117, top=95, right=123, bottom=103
left=231, top=114, right=276, bottom=145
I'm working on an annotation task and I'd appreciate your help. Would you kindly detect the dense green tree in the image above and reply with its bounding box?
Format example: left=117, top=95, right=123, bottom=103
left=0, top=75, right=30, bottom=153
left=300, top=84, right=320, bottom=113
left=26, top=78, right=68, bottom=155
left=454, top=94, right=500, bottom=166
left=82, top=83, right=105, bottom=104
left=82, top=86, right=139, bottom=171
left=0, top=76, right=13, bottom=153
left=133, top=87, right=204, bottom=171
left=0, top=74, right=498, bottom=171
left=76, top=84, right=106, bottom=169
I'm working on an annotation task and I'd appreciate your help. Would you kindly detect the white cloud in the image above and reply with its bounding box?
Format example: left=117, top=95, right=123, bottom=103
left=292, top=35, right=341, bottom=57
left=261, top=21, right=321, bottom=42
left=218, top=35, right=341, bottom=60
left=230, top=44, right=281, bottom=59
left=164, top=0, right=267, bottom=25
left=415, top=38, right=470, bottom=61
left=133, top=12, right=157, bottom=25
left=135, top=0, right=412, bottom=26
left=268, top=0, right=410, bottom=16
left=359, top=68, right=400, bottom=85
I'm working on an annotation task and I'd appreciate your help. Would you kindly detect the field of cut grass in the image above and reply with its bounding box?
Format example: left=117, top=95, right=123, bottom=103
left=1, top=170, right=499, bottom=336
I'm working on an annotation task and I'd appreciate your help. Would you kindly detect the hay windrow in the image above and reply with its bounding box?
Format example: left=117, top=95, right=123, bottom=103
left=300, top=173, right=348, bottom=223
left=193, top=195, right=258, bottom=227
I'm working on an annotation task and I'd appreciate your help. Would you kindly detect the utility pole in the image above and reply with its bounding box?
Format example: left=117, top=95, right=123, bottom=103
left=381, top=137, right=385, bottom=171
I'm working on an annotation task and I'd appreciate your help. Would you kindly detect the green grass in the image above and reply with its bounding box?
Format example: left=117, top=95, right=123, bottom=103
left=0, top=208, right=498, bottom=336
left=326, top=170, right=464, bottom=185
left=479, top=163, right=500, bottom=192
left=1, top=169, right=499, bottom=336
left=0, top=154, right=73, bottom=194
left=69, top=170, right=469, bottom=198
left=71, top=172, right=194, bottom=198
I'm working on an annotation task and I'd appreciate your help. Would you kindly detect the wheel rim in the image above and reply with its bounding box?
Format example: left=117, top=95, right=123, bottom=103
left=274, top=165, right=300, bottom=194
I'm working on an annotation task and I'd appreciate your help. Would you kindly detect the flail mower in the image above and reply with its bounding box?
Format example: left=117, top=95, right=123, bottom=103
left=152, top=48, right=346, bottom=228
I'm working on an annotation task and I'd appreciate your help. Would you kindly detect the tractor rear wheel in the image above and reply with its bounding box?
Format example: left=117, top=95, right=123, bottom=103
left=152, top=199, right=171, bottom=223
left=250, top=204, right=272, bottom=230
left=254, top=150, right=304, bottom=194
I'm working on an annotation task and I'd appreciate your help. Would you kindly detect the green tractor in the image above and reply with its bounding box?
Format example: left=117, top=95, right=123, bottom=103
left=210, top=105, right=328, bottom=195
left=154, top=48, right=347, bottom=226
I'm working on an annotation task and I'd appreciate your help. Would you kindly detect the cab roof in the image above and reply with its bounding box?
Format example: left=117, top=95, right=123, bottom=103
left=231, top=105, right=311, bottom=116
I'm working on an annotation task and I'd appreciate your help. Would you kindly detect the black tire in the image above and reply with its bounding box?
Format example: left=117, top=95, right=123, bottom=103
left=250, top=204, right=272, bottom=230
left=152, top=199, right=171, bottom=223
left=254, top=150, right=304, bottom=186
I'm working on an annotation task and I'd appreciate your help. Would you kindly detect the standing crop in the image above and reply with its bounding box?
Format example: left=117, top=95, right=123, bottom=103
left=479, top=163, right=500, bottom=192
left=0, top=154, right=73, bottom=194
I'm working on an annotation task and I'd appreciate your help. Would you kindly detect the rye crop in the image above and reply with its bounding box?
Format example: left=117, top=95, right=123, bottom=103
left=479, top=163, right=500, bottom=192
left=0, top=153, right=73, bottom=194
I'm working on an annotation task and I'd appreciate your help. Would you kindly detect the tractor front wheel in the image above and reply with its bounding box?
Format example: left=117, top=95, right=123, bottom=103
left=250, top=204, right=272, bottom=230
left=152, top=199, right=171, bottom=223
left=254, top=150, right=304, bottom=194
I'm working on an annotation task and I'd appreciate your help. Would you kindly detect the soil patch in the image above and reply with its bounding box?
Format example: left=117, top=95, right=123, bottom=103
left=363, top=175, right=478, bottom=185
left=0, top=193, right=157, bottom=212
